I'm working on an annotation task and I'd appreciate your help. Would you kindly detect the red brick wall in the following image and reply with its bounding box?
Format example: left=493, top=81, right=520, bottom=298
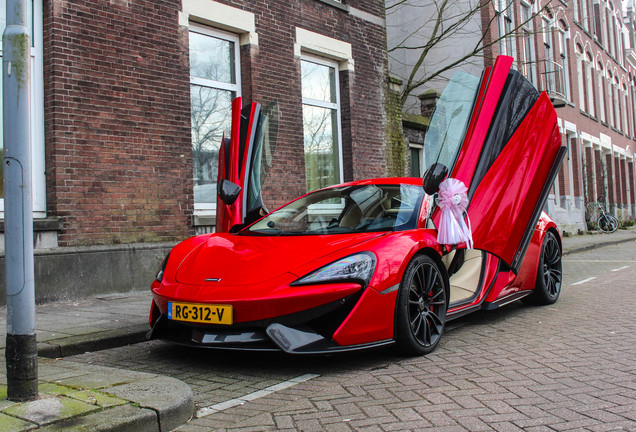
left=43, top=0, right=388, bottom=246
left=479, top=0, right=636, bottom=218
left=44, top=0, right=193, bottom=246
left=221, top=0, right=388, bottom=208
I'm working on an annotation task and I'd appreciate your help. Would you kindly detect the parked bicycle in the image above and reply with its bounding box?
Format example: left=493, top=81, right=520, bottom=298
left=596, top=198, right=619, bottom=233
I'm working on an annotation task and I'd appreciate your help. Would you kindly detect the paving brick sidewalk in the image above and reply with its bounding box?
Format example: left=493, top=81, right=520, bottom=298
left=0, top=292, right=150, bottom=358
left=0, top=226, right=633, bottom=430
left=0, top=292, right=193, bottom=431
left=561, top=225, right=636, bottom=255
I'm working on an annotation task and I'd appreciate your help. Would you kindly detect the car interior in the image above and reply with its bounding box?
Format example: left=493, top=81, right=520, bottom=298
left=442, top=249, right=486, bottom=304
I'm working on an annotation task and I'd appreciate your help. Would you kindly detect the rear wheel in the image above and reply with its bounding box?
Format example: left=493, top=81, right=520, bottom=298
left=598, top=215, right=618, bottom=233
left=395, top=254, right=448, bottom=355
left=524, top=231, right=562, bottom=305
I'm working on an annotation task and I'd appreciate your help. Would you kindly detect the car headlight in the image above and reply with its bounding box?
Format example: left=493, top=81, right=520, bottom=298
left=292, top=252, right=376, bottom=288
left=156, top=253, right=170, bottom=282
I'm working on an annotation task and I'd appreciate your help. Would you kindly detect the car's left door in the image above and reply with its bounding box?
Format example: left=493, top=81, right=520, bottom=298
left=216, top=97, right=267, bottom=233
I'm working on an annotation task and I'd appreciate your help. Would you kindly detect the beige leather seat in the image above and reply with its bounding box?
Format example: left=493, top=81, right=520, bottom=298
left=442, top=249, right=484, bottom=304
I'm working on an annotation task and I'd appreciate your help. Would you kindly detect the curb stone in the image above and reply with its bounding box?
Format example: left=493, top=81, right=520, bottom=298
left=0, top=359, right=194, bottom=432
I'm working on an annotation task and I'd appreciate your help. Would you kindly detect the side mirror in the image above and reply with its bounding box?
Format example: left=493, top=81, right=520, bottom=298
left=422, top=163, right=448, bottom=195
left=218, top=179, right=241, bottom=205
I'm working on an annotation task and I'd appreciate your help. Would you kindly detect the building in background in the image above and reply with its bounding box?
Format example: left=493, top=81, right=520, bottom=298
left=387, top=0, right=636, bottom=234
left=0, top=0, right=388, bottom=302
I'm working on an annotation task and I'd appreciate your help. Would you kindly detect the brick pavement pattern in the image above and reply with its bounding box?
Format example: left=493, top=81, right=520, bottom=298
left=179, top=268, right=636, bottom=432
left=70, top=243, right=636, bottom=431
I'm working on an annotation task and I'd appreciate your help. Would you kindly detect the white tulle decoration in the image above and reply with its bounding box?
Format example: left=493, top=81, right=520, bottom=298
left=436, top=178, right=473, bottom=248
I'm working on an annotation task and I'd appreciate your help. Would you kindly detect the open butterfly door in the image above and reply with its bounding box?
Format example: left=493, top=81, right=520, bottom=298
left=215, top=97, right=268, bottom=233
left=436, top=56, right=566, bottom=273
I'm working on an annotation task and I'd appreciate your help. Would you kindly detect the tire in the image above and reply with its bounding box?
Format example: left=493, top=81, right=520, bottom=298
left=524, top=231, right=562, bottom=305
left=598, top=215, right=618, bottom=233
left=395, top=254, right=448, bottom=355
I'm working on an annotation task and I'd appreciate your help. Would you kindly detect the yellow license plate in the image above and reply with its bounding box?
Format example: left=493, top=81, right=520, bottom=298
left=168, top=302, right=233, bottom=325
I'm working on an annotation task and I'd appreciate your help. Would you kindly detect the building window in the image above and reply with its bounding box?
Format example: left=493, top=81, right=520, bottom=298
left=578, top=0, right=590, bottom=31
left=606, top=9, right=614, bottom=55
left=558, top=28, right=570, bottom=101
left=593, top=3, right=603, bottom=44
left=585, top=54, right=595, bottom=117
left=632, top=78, right=636, bottom=133
left=301, top=56, right=343, bottom=193
left=622, top=83, right=629, bottom=134
left=606, top=72, right=614, bottom=126
left=496, top=0, right=516, bottom=58
left=577, top=55, right=586, bottom=111
left=409, top=144, right=424, bottom=177
left=613, top=77, right=620, bottom=129
left=543, top=18, right=556, bottom=94
left=597, top=65, right=606, bottom=122
left=0, top=0, right=45, bottom=217
left=520, top=2, right=537, bottom=87
left=619, top=30, right=625, bottom=66
left=189, top=25, right=241, bottom=210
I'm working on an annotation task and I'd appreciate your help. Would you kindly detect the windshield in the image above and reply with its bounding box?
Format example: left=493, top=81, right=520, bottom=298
left=424, top=71, right=481, bottom=173
left=244, top=184, right=423, bottom=235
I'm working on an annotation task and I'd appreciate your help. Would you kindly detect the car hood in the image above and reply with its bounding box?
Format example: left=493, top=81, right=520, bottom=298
left=174, top=232, right=385, bottom=286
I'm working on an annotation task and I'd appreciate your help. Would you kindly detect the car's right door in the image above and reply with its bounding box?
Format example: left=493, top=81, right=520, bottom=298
left=428, top=55, right=566, bottom=273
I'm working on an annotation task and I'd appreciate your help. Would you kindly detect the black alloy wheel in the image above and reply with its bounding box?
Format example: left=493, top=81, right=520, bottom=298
left=396, top=254, right=448, bottom=355
left=524, top=231, right=562, bottom=305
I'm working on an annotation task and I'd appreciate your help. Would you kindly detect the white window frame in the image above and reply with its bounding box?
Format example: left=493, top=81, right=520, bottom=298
left=577, top=53, right=586, bottom=111
left=0, top=0, right=45, bottom=218
left=598, top=65, right=606, bottom=122
left=520, top=1, right=538, bottom=87
left=496, top=0, right=516, bottom=58
left=300, top=53, right=344, bottom=191
left=189, top=24, right=241, bottom=213
left=586, top=61, right=595, bottom=117
left=558, top=29, right=571, bottom=101
left=622, top=83, right=629, bottom=134
left=612, top=77, right=620, bottom=129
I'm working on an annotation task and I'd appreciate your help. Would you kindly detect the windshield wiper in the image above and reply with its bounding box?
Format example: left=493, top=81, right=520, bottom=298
left=246, top=228, right=282, bottom=236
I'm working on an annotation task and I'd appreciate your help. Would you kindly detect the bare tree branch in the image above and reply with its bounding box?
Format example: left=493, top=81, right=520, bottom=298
left=389, top=0, right=554, bottom=106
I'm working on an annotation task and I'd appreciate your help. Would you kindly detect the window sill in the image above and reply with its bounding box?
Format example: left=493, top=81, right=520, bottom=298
left=192, top=214, right=216, bottom=227
left=0, top=217, right=63, bottom=250
left=315, top=0, right=349, bottom=12
left=0, top=216, right=63, bottom=233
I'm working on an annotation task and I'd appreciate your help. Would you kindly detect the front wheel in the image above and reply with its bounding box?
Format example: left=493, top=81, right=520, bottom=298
left=598, top=215, right=618, bottom=233
left=395, top=254, right=448, bottom=355
left=524, top=231, right=562, bottom=305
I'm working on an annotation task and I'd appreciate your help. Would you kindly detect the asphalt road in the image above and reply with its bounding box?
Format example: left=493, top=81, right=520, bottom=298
left=68, top=240, right=636, bottom=431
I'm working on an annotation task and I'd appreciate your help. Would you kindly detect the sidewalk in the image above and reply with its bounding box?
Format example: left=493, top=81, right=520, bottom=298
left=0, top=227, right=634, bottom=431
left=0, top=293, right=194, bottom=431
left=561, top=225, right=636, bottom=255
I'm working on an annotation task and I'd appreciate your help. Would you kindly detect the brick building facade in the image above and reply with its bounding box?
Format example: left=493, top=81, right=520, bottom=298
left=388, top=0, right=636, bottom=234
left=484, top=0, right=636, bottom=233
left=0, top=0, right=389, bottom=301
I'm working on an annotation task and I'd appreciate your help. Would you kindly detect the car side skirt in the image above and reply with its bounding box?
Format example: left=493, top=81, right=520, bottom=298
left=481, top=290, right=533, bottom=310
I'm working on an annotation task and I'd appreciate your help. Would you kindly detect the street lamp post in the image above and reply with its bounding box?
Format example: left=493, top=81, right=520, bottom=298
left=2, top=0, right=38, bottom=401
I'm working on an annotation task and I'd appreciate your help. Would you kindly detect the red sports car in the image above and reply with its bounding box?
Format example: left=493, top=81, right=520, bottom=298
left=148, top=56, right=566, bottom=355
